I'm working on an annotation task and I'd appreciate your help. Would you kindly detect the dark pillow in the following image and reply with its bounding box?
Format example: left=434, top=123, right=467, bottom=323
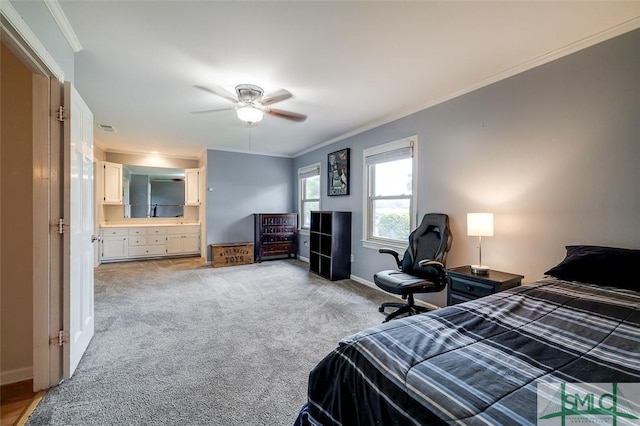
left=545, top=245, right=640, bottom=290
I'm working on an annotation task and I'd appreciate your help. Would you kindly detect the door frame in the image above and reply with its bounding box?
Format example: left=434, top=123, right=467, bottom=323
left=1, top=1, right=66, bottom=390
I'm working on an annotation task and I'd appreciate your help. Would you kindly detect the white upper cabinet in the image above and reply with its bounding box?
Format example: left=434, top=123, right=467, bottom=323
left=99, top=161, right=123, bottom=204
left=185, top=168, right=200, bottom=206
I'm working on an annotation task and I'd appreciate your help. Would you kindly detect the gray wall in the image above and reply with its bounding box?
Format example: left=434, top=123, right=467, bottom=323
left=130, top=175, right=149, bottom=218
left=10, top=0, right=75, bottom=82
left=151, top=181, right=185, bottom=217
left=294, top=29, right=640, bottom=307
left=206, top=150, right=294, bottom=260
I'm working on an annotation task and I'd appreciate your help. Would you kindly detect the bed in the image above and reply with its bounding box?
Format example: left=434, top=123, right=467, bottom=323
left=296, top=245, right=640, bottom=425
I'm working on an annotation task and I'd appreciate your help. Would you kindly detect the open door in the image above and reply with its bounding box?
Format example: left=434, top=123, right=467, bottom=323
left=62, top=81, right=95, bottom=378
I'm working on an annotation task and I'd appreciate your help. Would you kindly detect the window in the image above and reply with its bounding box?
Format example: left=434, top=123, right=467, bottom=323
left=298, top=163, right=321, bottom=229
left=363, top=137, right=417, bottom=248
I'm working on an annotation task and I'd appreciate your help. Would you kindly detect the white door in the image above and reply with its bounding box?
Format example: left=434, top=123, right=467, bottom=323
left=63, top=82, right=95, bottom=378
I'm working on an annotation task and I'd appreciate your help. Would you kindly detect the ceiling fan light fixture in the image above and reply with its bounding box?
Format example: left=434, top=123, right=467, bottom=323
left=236, top=106, right=263, bottom=124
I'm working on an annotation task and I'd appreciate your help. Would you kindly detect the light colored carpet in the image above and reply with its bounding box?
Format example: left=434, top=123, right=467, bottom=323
left=27, top=258, right=392, bottom=425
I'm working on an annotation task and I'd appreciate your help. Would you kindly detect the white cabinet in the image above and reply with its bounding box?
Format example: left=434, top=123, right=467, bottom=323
left=127, top=227, right=148, bottom=237
left=166, top=225, right=200, bottom=254
left=99, top=161, right=123, bottom=204
left=182, top=235, right=200, bottom=253
left=101, top=228, right=128, bottom=260
left=100, top=225, right=200, bottom=262
left=129, top=244, right=165, bottom=257
left=166, top=235, right=200, bottom=254
left=185, top=168, right=200, bottom=206
left=127, top=227, right=167, bottom=258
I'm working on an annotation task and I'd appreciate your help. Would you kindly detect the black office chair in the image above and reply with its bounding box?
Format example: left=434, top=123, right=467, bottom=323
left=374, top=213, right=452, bottom=322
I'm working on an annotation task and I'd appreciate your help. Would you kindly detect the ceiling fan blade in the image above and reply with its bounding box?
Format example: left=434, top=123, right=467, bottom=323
left=193, top=85, right=238, bottom=104
left=190, top=107, right=235, bottom=114
left=264, top=108, right=307, bottom=122
left=261, top=89, right=292, bottom=106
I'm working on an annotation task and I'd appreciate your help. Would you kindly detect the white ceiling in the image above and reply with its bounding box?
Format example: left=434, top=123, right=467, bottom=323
left=58, top=1, right=639, bottom=159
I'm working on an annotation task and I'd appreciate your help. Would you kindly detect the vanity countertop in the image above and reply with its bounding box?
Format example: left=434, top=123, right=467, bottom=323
left=100, top=221, right=200, bottom=228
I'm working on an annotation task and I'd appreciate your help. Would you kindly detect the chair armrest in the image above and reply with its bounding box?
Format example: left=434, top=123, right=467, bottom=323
left=418, top=260, right=444, bottom=269
left=378, top=248, right=402, bottom=269
left=418, top=260, right=447, bottom=286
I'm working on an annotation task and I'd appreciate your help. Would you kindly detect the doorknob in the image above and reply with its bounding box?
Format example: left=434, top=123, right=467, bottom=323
left=91, top=235, right=100, bottom=243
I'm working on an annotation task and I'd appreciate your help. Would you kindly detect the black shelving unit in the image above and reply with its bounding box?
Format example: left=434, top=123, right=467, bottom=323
left=309, top=211, right=351, bottom=280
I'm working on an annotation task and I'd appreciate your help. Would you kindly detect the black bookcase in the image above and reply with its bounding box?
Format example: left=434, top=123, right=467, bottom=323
left=309, top=211, right=351, bottom=281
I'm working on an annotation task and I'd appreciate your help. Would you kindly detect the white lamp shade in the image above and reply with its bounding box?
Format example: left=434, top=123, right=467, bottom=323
left=467, top=213, right=494, bottom=237
left=236, top=106, right=264, bottom=123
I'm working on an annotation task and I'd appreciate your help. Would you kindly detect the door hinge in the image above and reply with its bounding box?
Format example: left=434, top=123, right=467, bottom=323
left=58, top=218, right=66, bottom=235
left=51, top=330, right=68, bottom=346
left=56, top=105, right=67, bottom=122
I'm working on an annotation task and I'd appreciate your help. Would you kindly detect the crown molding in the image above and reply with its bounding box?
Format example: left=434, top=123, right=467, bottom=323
left=205, top=146, right=294, bottom=159
left=45, top=0, right=82, bottom=53
left=294, top=17, right=640, bottom=158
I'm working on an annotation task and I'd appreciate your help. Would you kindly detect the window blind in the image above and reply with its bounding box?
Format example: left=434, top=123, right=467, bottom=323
left=298, top=164, right=320, bottom=180
left=364, top=145, right=413, bottom=166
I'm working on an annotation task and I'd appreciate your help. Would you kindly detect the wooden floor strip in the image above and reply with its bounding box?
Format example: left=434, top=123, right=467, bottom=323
left=16, top=391, right=45, bottom=426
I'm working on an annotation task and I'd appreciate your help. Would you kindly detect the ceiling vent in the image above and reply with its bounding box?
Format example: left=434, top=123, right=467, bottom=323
left=98, top=124, right=115, bottom=132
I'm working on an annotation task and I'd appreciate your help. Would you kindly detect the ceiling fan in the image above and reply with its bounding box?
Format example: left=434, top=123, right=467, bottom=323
left=192, top=84, right=307, bottom=124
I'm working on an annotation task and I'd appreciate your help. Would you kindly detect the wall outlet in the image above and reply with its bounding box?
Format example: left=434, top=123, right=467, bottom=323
left=350, top=254, right=354, bottom=262
left=304, top=240, right=308, bottom=247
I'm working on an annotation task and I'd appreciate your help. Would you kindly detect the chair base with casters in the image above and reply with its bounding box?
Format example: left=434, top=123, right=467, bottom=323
left=374, top=262, right=445, bottom=322
left=378, top=296, right=430, bottom=322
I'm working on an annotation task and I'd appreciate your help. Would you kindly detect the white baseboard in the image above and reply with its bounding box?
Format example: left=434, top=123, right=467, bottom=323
left=349, top=274, right=380, bottom=291
left=350, top=274, right=441, bottom=311
left=298, top=255, right=309, bottom=263
left=1, top=367, right=33, bottom=386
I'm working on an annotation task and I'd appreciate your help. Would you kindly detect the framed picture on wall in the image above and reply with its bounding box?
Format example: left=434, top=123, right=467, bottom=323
left=328, top=148, right=350, bottom=196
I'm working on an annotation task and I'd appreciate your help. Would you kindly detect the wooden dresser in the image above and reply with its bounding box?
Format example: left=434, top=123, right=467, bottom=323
left=253, top=213, right=298, bottom=262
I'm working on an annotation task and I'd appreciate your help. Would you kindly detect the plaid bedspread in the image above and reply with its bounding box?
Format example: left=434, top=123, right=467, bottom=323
left=300, top=278, right=640, bottom=425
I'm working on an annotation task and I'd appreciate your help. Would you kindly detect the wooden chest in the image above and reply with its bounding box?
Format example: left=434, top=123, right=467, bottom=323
left=211, top=243, right=254, bottom=268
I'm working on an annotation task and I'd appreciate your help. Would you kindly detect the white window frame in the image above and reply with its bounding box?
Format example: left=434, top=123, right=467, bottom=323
left=298, top=162, right=321, bottom=233
left=362, top=136, right=418, bottom=251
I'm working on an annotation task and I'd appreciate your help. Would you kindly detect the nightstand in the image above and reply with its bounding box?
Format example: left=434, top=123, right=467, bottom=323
left=447, top=265, right=523, bottom=306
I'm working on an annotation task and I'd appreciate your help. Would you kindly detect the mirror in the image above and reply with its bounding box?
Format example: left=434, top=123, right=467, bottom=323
left=123, top=165, right=185, bottom=218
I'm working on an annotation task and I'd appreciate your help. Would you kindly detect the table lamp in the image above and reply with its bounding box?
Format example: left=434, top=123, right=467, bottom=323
left=467, top=213, right=494, bottom=274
